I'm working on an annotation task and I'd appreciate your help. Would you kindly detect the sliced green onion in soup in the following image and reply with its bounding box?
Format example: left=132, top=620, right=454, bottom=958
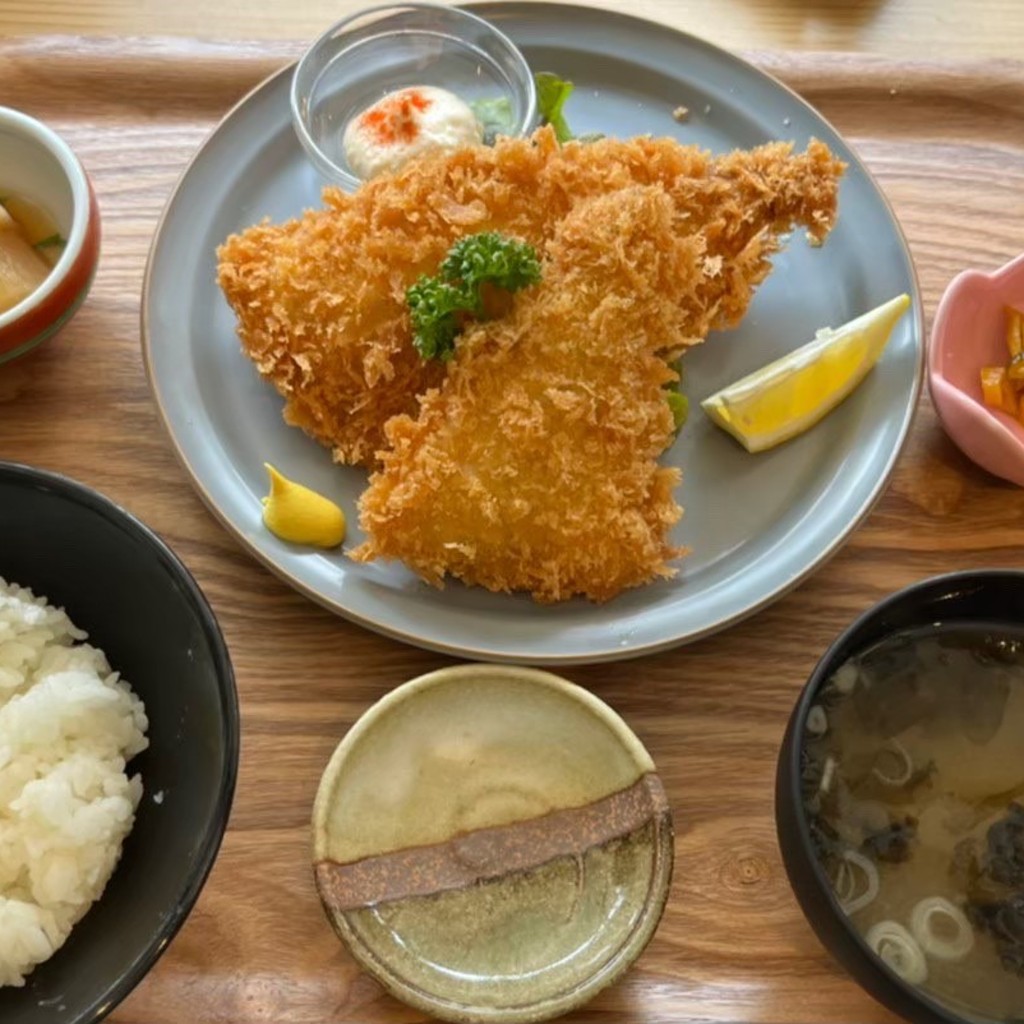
left=834, top=848, right=879, bottom=915
left=866, top=921, right=928, bottom=984
left=806, top=705, right=828, bottom=736
left=832, top=661, right=859, bottom=694
left=872, top=738, right=913, bottom=786
left=910, top=896, right=975, bottom=961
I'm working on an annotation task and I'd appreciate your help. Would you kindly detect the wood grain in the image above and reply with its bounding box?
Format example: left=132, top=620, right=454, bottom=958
left=3, top=33, right=1024, bottom=1024
left=2, top=0, right=1024, bottom=59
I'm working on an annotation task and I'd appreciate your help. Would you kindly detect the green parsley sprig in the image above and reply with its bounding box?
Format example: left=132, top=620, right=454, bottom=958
left=407, top=232, right=542, bottom=361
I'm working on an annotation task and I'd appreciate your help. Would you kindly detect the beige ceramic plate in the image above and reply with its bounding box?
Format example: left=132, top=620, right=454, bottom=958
left=312, top=665, right=674, bottom=1023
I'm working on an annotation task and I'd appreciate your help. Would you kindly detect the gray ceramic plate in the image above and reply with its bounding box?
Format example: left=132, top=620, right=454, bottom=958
left=143, top=3, right=922, bottom=664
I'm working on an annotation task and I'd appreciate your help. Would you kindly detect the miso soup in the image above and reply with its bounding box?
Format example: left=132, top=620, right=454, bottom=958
left=803, top=625, right=1024, bottom=1022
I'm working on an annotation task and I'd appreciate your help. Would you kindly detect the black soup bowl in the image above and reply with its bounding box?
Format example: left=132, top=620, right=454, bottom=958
left=0, top=462, right=239, bottom=1024
left=776, top=570, right=1024, bottom=1024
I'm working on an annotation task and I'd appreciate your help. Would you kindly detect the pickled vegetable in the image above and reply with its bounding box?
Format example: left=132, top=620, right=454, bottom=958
left=980, top=306, right=1024, bottom=423
left=0, top=203, right=50, bottom=315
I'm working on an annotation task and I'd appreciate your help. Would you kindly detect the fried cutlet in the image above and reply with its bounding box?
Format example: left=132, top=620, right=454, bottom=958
left=217, top=128, right=844, bottom=466
left=350, top=186, right=700, bottom=602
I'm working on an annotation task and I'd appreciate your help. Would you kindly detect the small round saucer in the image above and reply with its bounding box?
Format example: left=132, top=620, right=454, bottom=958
left=312, top=664, right=673, bottom=1023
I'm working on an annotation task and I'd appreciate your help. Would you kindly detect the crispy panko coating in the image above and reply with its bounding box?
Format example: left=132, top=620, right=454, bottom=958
left=351, top=187, right=701, bottom=602
left=217, top=128, right=844, bottom=466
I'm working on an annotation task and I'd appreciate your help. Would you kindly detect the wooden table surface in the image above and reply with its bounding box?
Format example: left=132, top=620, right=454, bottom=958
left=3, top=3, right=1024, bottom=1024
left=2, top=0, right=1024, bottom=57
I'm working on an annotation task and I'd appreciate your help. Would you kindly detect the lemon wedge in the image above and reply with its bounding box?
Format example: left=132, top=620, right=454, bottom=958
left=701, top=293, right=911, bottom=453
left=261, top=464, right=346, bottom=548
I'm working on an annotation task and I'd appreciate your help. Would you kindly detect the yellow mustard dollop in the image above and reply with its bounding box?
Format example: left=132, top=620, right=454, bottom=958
left=261, top=464, right=346, bottom=549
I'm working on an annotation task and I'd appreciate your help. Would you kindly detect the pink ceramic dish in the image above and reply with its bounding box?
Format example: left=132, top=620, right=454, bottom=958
left=929, top=252, right=1024, bottom=487
left=0, top=106, right=101, bottom=365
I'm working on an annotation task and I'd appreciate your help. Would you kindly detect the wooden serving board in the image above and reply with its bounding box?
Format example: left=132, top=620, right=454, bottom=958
left=2, top=36, right=1024, bottom=1024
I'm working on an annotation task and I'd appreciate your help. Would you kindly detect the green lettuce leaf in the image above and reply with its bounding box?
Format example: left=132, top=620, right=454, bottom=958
left=471, top=96, right=515, bottom=143
left=534, top=72, right=575, bottom=143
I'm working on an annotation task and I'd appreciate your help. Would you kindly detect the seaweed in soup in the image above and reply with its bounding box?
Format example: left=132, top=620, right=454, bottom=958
left=852, top=628, right=1017, bottom=744
left=987, top=802, right=1024, bottom=888
left=968, top=893, right=1024, bottom=977
left=809, top=814, right=842, bottom=872
left=799, top=745, right=823, bottom=804
left=961, top=804, right=1024, bottom=979
left=850, top=636, right=938, bottom=737
left=862, top=816, right=917, bottom=864
left=957, top=665, right=1013, bottom=745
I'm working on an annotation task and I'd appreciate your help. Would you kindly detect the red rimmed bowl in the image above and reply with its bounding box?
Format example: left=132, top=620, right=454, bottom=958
left=0, top=107, right=101, bottom=365
left=928, top=253, right=1024, bottom=487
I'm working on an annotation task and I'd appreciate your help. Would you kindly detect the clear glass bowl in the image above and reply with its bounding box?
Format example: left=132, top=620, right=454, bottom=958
left=290, top=2, right=537, bottom=190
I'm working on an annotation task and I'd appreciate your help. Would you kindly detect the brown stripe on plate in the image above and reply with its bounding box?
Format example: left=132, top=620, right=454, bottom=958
left=315, top=773, right=668, bottom=913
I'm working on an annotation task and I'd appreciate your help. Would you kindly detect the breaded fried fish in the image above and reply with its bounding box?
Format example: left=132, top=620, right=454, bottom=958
left=350, top=187, right=700, bottom=602
left=217, top=128, right=844, bottom=466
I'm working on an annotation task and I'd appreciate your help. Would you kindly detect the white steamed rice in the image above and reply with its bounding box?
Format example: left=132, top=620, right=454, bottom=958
left=0, top=577, right=149, bottom=987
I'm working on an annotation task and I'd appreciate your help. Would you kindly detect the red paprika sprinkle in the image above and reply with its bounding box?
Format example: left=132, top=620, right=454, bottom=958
left=358, top=89, right=433, bottom=146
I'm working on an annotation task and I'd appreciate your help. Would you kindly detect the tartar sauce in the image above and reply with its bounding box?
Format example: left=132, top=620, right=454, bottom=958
left=342, top=85, right=483, bottom=180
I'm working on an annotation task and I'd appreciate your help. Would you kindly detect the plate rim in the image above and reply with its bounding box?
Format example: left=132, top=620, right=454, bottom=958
left=141, top=2, right=924, bottom=664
